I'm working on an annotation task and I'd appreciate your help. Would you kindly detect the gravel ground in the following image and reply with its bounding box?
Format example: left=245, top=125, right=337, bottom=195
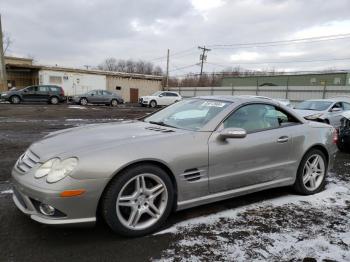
left=0, top=103, right=349, bottom=262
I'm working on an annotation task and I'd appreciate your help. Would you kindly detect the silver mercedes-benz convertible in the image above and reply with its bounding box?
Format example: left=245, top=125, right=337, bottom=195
left=12, top=96, right=338, bottom=236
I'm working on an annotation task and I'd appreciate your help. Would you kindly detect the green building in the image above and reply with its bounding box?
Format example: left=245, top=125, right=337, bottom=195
left=221, top=71, right=350, bottom=87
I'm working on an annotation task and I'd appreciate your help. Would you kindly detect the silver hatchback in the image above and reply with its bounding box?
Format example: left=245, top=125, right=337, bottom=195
left=12, top=96, right=338, bottom=236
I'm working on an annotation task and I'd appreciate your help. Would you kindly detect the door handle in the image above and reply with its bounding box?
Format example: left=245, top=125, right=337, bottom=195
left=277, top=136, right=289, bottom=143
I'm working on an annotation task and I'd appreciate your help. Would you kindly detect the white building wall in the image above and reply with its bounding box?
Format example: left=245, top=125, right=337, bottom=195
left=39, top=70, right=106, bottom=96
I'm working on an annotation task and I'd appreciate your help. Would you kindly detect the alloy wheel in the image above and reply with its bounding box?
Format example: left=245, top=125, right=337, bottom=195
left=116, top=173, right=168, bottom=230
left=80, top=98, right=88, bottom=105
left=51, top=97, right=58, bottom=105
left=302, top=154, right=325, bottom=191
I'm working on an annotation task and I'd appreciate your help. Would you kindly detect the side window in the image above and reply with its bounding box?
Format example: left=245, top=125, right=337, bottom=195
left=49, top=86, right=58, bottom=92
left=343, top=102, right=350, bottom=110
left=38, top=86, right=47, bottom=92
left=223, top=104, right=299, bottom=133
left=167, top=92, right=177, bottom=97
left=87, top=90, right=97, bottom=96
left=26, top=86, right=37, bottom=92
left=103, top=91, right=112, bottom=95
left=332, top=102, right=342, bottom=110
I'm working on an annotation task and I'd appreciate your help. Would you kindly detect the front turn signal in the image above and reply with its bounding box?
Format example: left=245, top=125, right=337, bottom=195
left=60, top=189, right=86, bottom=197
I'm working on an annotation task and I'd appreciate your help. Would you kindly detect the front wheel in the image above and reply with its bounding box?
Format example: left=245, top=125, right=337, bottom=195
left=293, top=149, right=327, bottom=195
left=10, top=96, right=21, bottom=104
left=149, top=100, right=157, bottom=108
left=101, top=164, right=174, bottom=237
left=79, top=98, right=88, bottom=106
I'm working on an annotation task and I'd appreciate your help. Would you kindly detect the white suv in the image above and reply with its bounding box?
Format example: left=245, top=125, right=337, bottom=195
left=139, top=91, right=182, bottom=108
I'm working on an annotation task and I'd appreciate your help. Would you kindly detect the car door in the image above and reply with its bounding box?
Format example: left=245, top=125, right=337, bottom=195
left=21, top=86, right=38, bottom=101
left=36, top=86, right=49, bottom=101
left=87, top=90, right=98, bottom=103
left=102, top=90, right=113, bottom=103
left=208, top=103, right=298, bottom=194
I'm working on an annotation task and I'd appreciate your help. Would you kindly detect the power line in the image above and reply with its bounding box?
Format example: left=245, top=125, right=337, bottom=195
left=169, top=63, right=199, bottom=72
left=207, top=33, right=350, bottom=49
left=206, top=57, right=350, bottom=66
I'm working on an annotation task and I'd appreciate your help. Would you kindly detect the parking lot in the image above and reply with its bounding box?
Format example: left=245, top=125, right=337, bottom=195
left=0, top=103, right=349, bottom=261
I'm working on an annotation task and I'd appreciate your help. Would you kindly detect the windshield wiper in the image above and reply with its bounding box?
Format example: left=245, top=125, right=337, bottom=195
left=148, top=121, right=176, bottom=128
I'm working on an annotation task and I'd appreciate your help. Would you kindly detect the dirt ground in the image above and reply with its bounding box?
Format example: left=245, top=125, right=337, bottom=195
left=0, top=103, right=349, bottom=262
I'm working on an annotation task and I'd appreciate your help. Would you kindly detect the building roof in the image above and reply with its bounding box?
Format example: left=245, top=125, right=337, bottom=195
left=5, top=57, right=163, bottom=81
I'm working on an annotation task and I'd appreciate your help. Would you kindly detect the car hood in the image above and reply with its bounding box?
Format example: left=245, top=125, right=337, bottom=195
left=294, top=109, right=323, bottom=117
left=30, top=121, right=184, bottom=160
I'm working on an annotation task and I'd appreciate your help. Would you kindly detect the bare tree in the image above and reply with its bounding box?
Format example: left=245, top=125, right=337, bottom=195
left=98, top=58, right=163, bottom=76
left=2, top=32, right=13, bottom=55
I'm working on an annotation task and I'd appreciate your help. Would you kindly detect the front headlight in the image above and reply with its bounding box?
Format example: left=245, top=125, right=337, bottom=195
left=35, top=157, right=78, bottom=183
left=305, top=113, right=324, bottom=120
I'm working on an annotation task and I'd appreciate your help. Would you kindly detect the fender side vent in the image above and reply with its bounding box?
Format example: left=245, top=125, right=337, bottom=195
left=181, top=168, right=203, bottom=182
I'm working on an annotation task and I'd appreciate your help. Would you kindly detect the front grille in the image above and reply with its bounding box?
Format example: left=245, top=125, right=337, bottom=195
left=16, top=150, right=40, bottom=173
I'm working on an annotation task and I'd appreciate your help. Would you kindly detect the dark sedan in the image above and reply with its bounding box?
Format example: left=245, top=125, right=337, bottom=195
left=72, top=90, right=124, bottom=106
left=1, top=85, right=66, bottom=104
left=338, top=112, right=350, bottom=151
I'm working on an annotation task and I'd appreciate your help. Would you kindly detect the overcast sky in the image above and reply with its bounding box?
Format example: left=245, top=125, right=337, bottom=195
left=2, top=0, right=350, bottom=76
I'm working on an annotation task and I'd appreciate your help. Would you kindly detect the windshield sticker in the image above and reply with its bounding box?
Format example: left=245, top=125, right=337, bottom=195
left=201, top=101, right=226, bottom=107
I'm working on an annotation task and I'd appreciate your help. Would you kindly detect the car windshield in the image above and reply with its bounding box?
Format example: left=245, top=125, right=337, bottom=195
left=151, top=91, right=162, bottom=96
left=144, top=99, right=231, bottom=131
left=295, top=101, right=332, bottom=111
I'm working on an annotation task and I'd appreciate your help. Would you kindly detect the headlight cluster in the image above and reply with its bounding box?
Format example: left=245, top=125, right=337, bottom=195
left=35, top=157, right=78, bottom=183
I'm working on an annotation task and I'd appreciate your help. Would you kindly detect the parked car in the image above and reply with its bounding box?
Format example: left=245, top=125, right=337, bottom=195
left=72, top=90, right=124, bottom=106
left=1, top=85, right=65, bottom=104
left=338, top=111, right=350, bottom=151
left=294, top=98, right=350, bottom=127
left=139, top=91, right=182, bottom=107
left=12, top=96, right=337, bottom=236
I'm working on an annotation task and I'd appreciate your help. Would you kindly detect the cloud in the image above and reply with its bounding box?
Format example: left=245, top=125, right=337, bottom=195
left=1, top=0, right=350, bottom=73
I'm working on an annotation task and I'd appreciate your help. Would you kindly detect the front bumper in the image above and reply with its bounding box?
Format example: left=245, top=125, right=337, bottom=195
left=12, top=166, right=108, bottom=225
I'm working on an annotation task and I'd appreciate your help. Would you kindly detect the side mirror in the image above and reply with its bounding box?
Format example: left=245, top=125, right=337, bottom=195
left=91, top=94, right=94, bottom=96
left=218, top=128, right=247, bottom=140
left=23, top=90, right=28, bottom=93
left=331, top=107, right=342, bottom=112
left=159, top=94, right=163, bottom=97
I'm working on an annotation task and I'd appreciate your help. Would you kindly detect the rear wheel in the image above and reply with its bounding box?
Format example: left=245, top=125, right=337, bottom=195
left=79, top=98, right=88, bottom=106
left=111, top=99, right=118, bottom=107
left=49, top=96, right=59, bottom=105
left=293, top=149, right=327, bottom=195
left=10, top=95, right=20, bottom=104
left=101, top=164, right=174, bottom=237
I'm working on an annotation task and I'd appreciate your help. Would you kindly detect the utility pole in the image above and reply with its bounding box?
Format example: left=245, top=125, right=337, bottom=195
left=198, top=46, right=211, bottom=76
left=0, top=14, right=7, bottom=92
left=165, top=49, right=170, bottom=90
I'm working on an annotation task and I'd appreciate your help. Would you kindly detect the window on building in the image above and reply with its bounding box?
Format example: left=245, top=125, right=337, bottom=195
left=116, top=86, right=122, bottom=90
left=310, top=77, right=317, bottom=85
left=49, top=76, right=62, bottom=84
left=334, top=77, right=341, bottom=85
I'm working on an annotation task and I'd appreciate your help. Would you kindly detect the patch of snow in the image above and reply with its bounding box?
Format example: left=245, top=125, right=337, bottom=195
left=0, top=189, right=13, bottom=194
left=68, top=106, right=87, bottom=110
left=155, top=178, right=350, bottom=261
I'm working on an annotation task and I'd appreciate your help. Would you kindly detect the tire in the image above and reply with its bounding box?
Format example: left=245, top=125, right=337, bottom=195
left=101, top=164, right=174, bottom=237
left=110, top=99, right=118, bottom=107
left=10, top=95, right=20, bottom=104
left=49, top=96, right=59, bottom=105
left=293, top=149, right=327, bottom=195
left=150, top=100, right=157, bottom=108
left=79, top=98, right=88, bottom=106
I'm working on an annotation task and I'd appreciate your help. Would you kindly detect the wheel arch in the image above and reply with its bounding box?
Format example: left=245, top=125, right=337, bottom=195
left=9, top=94, right=21, bottom=101
left=302, top=144, right=330, bottom=167
left=97, top=159, right=178, bottom=217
